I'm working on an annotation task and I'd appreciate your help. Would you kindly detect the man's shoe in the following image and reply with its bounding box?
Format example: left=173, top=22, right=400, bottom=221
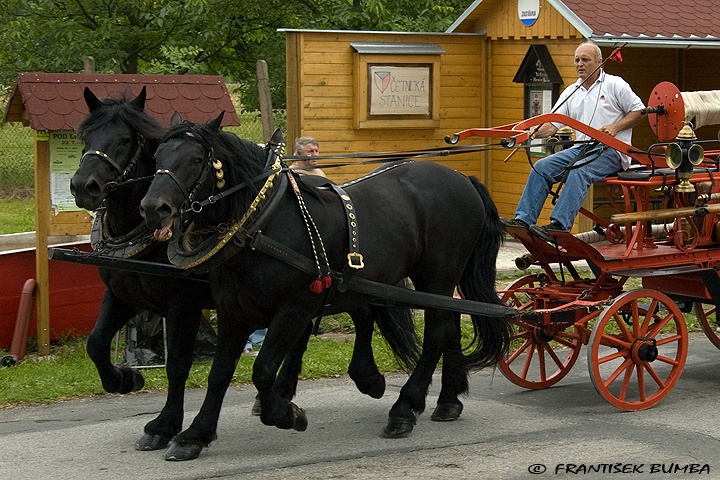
left=529, top=220, right=566, bottom=242
left=250, top=394, right=261, bottom=416
left=501, top=218, right=529, bottom=229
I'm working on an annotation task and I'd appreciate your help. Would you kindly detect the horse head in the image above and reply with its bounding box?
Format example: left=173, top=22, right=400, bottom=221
left=71, top=86, right=164, bottom=211
left=140, top=112, right=267, bottom=243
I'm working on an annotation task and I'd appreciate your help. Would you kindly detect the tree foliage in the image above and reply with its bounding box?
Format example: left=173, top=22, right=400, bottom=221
left=1, top=0, right=468, bottom=110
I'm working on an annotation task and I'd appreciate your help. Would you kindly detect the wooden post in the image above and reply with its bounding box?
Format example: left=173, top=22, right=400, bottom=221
left=256, top=60, right=274, bottom=142
left=34, top=131, right=51, bottom=355
left=84, top=56, right=95, bottom=73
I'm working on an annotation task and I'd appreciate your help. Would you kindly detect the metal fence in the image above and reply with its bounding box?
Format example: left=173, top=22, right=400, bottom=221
left=0, top=123, right=34, bottom=197
left=0, top=110, right=271, bottom=199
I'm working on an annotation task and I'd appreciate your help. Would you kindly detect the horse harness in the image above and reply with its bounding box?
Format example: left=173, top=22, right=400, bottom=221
left=153, top=131, right=515, bottom=319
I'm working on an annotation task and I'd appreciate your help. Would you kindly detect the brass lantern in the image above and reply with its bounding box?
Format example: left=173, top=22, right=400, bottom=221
left=665, top=124, right=704, bottom=193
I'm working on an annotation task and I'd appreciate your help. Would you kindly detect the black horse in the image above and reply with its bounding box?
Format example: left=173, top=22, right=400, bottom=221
left=140, top=113, right=512, bottom=460
left=70, top=87, right=215, bottom=451
left=70, top=90, right=419, bottom=455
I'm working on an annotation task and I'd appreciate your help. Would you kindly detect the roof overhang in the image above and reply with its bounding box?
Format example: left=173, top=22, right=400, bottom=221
left=547, top=0, right=720, bottom=49
left=588, top=35, right=720, bottom=49
left=449, top=0, right=720, bottom=49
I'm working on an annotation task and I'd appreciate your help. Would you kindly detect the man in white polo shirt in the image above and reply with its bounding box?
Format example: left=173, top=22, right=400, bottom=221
left=506, top=41, right=645, bottom=239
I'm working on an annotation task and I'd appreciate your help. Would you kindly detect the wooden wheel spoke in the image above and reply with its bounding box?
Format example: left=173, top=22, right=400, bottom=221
left=642, top=362, right=667, bottom=389
left=535, top=344, right=548, bottom=381
left=655, top=354, right=680, bottom=367
left=597, top=348, right=628, bottom=364
left=506, top=335, right=532, bottom=364
left=598, top=333, right=630, bottom=350
left=520, top=344, right=537, bottom=378
left=636, top=365, right=646, bottom=401
left=656, top=333, right=682, bottom=347
left=619, top=362, right=636, bottom=402
left=645, top=314, right=675, bottom=338
left=603, top=357, right=634, bottom=387
left=543, top=344, right=566, bottom=371
left=639, top=298, right=660, bottom=336
left=612, top=312, right=632, bottom=339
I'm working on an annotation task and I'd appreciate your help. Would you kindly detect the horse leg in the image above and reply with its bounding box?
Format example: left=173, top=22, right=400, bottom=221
left=431, top=311, right=467, bottom=421
left=273, top=321, right=312, bottom=402
left=348, top=307, right=386, bottom=398
left=164, top=310, right=252, bottom=461
left=86, top=289, right=144, bottom=394
left=136, top=305, right=202, bottom=451
left=253, top=313, right=310, bottom=432
left=383, top=308, right=447, bottom=438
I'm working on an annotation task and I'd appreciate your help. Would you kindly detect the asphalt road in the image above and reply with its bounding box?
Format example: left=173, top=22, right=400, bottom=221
left=1, top=332, right=719, bottom=480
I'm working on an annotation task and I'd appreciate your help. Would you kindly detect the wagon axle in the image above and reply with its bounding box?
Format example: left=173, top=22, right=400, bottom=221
left=631, top=338, right=658, bottom=363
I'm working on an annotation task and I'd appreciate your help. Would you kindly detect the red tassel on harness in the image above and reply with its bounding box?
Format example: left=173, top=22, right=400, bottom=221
left=308, top=278, right=324, bottom=294
left=322, top=275, right=332, bottom=289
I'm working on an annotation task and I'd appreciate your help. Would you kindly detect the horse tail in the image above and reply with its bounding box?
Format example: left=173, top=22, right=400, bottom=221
left=371, top=300, right=421, bottom=371
left=458, top=176, right=512, bottom=369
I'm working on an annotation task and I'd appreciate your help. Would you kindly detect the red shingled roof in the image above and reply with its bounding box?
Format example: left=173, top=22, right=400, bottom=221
left=449, top=0, right=720, bottom=47
left=561, top=0, right=720, bottom=38
left=3, top=72, right=240, bottom=131
left=557, top=0, right=720, bottom=40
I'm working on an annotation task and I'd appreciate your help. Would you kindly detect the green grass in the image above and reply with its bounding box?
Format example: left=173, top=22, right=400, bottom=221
left=0, top=197, right=34, bottom=234
left=0, top=313, right=410, bottom=407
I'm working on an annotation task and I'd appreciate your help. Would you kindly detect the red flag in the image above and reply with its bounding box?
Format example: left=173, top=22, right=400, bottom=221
left=609, top=47, right=623, bottom=62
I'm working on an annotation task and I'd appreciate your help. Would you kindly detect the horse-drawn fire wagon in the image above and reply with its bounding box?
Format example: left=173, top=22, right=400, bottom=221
left=448, top=80, right=720, bottom=411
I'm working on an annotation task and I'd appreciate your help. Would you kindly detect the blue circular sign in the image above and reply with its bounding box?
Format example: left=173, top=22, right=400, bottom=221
left=518, top=0, right=540, bottom=27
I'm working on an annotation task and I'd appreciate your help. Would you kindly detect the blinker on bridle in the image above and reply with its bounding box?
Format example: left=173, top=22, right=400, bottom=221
left=154, top=131, right=227, bottom=214
left=80, top=133, right=148, bottom=191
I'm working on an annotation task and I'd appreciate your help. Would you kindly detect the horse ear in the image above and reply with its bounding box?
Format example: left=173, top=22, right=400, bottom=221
left=170, top=111, right=183, bottom=126
left=83, top=87, right=102, bottom=112
left=130, top=86, right=147, bottom=111
left=208, top=111, right=224, bottom=131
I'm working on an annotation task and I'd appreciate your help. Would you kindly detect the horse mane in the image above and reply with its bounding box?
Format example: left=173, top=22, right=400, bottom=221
left=76, top=94, right=166, bottom=144
left=162, top=121, right=268, bottom=223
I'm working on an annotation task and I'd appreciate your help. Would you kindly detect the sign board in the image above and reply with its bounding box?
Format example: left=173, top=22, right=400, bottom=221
left=48, top=130, right=83, bottom=212
left=369, top=66, right=431, bottom=116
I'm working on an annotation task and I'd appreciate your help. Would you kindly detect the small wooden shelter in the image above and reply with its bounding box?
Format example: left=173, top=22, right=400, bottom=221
left=285, top=0, right=720, bottom=231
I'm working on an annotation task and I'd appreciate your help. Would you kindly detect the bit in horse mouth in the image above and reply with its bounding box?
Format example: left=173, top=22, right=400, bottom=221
left=153, top=218, right=174, bottom=241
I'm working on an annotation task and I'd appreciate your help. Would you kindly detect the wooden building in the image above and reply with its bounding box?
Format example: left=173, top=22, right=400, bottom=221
left=284, top=0, right=720, bottom=232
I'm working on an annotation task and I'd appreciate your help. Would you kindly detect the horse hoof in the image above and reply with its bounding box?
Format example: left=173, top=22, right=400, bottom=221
left=382, top=416, right=415, bottom=438
left=118, top=366, right=145, bottom=394
left=355, top=374, right=386, bottom=399
left=430, top=403, right=463, bottom=422
left=163, top=441, right=203, bottom=461
left=291, top=403, right=308, bottom=432
left=135, top=433, right=171, bottom=451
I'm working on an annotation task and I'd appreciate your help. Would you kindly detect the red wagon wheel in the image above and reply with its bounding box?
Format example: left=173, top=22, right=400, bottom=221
left=694, top=303, right=720, bottom=349
left=587, top=289, right=688, bottom=411
left=499, top=274, right=583, bottom=389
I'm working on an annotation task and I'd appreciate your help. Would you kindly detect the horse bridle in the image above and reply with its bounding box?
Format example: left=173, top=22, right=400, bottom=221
left=80, top=132, right=148, bottom=192
left=155, top=129, right=283, bottom=216
left=153, top=131, right=221, bottom=215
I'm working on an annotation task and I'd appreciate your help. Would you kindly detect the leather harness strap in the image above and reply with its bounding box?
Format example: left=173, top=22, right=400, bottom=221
left=249, top=232, right=517, bottom=318
left=329, top=183, right=364, bottom=269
